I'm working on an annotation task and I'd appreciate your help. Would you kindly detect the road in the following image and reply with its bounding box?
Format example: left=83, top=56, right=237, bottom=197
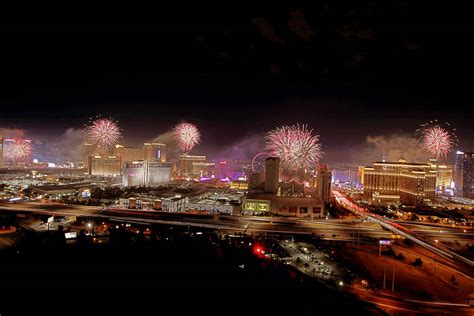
left=333, top=190, right=474, bottom=278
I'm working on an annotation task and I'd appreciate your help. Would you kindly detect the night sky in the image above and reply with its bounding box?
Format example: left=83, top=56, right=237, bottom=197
left=1, top=5, right=473, bottom=162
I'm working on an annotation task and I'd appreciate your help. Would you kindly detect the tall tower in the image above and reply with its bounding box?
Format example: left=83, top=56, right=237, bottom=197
left=264, top=157, right=280, bottom=194
left=144, top=143, right=167, bottom=162
left=454, top=151, right=464, bottom=196
left=462, top=152, right=474, bottom=198
left=317, top=164, right=332, bottom=204
left=0, top=137, right=4, bottom=167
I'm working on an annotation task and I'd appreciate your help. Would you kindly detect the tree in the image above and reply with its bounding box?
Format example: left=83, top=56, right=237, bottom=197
left=450, top=275, right=457, bottom=284
left=412, top=258, right=423, bottom=266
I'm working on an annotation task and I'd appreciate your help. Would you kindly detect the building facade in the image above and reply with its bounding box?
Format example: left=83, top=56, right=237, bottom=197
left=114, top=145, right=145, bottom=166
left=454, top=151, right=464, bottom=196
left=264, top=157, right=280, bottom=194
left=363, top=161, right=436, bottom=205
left=243, top=193, right=324, bottom=218
left=462, top=152, right=474, bottom=198
left=88, top=155, right=121, bottom=176
left=162, top=196, right=189, bottom=212
left=317, top=164, right=332, bottom=204
left=122, top=160, right=172, bottom=187
left=143, top=143, right=166, bottom=162
left=179, top=154, right=207, bottom=178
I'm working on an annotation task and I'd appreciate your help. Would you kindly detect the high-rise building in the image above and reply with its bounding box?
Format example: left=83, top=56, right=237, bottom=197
left=216, top=160, right=232, bottom=179
left=143, top=143, right=166, bottom=162
left=179, top=154, right=207, bottom=178
left=461, top=152, right=474, bottom=198
left=454, top=151, right=465, bottom=196
left=122, top=160, right=172, bottom=187
left=88, top=155, right=121, bottom=176
left=317, top=164, right=332, bottom=204
left=114, top=145, right=145, bottom=167
left=31, top=140, right=46, bottom=162
left=363, top=160, right=436, bottom=205
left=0, top=137, right=3, bottom=167
left=264, top=157, right=280, bottom=194
left=428, top=159, right=453, bottom=194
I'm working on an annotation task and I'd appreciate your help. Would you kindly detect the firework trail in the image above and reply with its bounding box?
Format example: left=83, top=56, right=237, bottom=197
left=174, top=122, right=201, bottom=153
left=265, top=124, right=323, bottom=171
left=416, top=120, right=457, bottom=159
left=85, top=117, right=122, bottom=151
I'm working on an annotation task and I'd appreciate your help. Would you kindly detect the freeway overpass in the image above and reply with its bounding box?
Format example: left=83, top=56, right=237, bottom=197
left=332, top=190, right=474, bottom=278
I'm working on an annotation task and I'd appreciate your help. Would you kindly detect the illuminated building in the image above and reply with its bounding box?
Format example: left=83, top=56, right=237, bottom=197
left=143, top=143, right=166, bottom=162
left=2, top=138, right=33, bottom=165
left=147, top=161, right=172, bottom=185
left=119, top=197, right=161, bottom=210
left=428, top=159, right=453, bottom=194
left=243, top=193, right=324, bottom=218
left=0, top=137, right=3, bottom=167
left=122, top=161, right=146, bottom=186
left=230, top=180, right=249, bottom=190
left=454, top=151, right=464, bottom=196
left=179, top=154, right=207, bottom=178
left=264, top=157, right=280, bottom=194
left=83, top=143, right=96, bottom=167
left=87, top=155, right=121, bottom=176
left=122, top=160, right=172, bottom=187
left=216, top=160, right=232, bottom=179
left=461, top=152, right=474, bottom=198
left=317, top=164, right=332, bottom=204
left=188, top=192, right=243, bottom=215
left=114, top=145, right=145, bottom=167
left=363, top=160, right=436, bottom=205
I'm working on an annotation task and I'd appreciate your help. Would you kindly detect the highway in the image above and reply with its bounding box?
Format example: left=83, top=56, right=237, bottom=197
left=0, top=201, right=395, bottom=240
left=332, top=190, right=474, bottom=278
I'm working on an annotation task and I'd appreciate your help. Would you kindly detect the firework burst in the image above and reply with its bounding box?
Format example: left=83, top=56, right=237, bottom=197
left=85, top=117, right=122, bottom=150
left=174, top=122, right=201, bottom=153
left=416, top=120, right=458, bottom=159
left=4, top=139, right=32, bottom=162
left=265, top=124, right=324, bottom=171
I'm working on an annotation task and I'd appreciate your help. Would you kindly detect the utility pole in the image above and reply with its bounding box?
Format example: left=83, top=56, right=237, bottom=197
left=392, top=265, right=395, bottom=292
left=383, top=255, right=387, bottom=289
left=357, top=228, right=360, bottom=250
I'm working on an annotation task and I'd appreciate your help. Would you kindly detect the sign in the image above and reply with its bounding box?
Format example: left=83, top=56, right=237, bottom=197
left=64, top=232, right=77, bottom=239
left=47, top=216, right=54, bottom=223
left=379, top=240, right=391, bottom=245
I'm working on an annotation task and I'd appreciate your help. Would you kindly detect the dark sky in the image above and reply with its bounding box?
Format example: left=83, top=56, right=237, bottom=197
left=1, top=4, right=473, bottom=162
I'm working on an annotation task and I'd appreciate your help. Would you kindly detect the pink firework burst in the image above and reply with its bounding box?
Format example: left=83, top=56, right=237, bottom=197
left=86, top=118, right=122, bottom=150
left=174, top=122, right=201, bottom=153
left=417, top=120, right=458, bottom=159
left=265, top=124, right=324, bottom=171
left=4, top=139, right=32, bottom=162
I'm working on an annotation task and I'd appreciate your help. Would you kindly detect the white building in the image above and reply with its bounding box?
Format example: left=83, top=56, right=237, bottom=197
left=162, top=196, right=189, bottom=212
